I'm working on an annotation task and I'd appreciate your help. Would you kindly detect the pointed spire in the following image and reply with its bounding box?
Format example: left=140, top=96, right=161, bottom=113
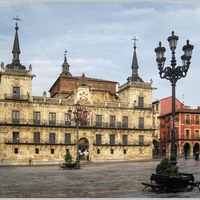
left=12, top=22, right=21, bottom=62
left=5, top=15, right=26, bottom=70
left=60, top=50, right=72, bottom=77
left=131, top=36, right=139, bottom=81
left=127, top=36, right=143, bottom=82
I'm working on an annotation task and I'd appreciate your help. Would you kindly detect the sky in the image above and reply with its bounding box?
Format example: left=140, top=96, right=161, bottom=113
left=0, top=1, right=200, bottom=108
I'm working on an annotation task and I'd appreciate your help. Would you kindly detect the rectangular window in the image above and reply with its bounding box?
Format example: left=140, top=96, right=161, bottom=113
left=156, top=104, right=158, bottom=111
left=65, top=113, right=71, bottom=126
left=34, top=112, right=40, bottom=125
left=139, top=135, right=144, bottom=145
left=49, top=133, right=56, bottom=144
left=96, top=134, right=102, bottom=145
left=195, top=130, right=199, bottom=139
left=66, top=149, right=69, bottom=153
left=13, top=132, right=19, bottom=143
left=195, top=115, right=199, bottom=124
left=185, top=130, right=190, bottom=139
left=111, top=149, right=114, bottom=154
left=97, top=149, right=100, bottom=154
left=12, top=111, right=20, bottom=124
left=138, top=97, right=144, bottom=108
left=51, top=149, right=54, bottom=154
left=139, top=117, right=144, bottom=129
left=122, top=116, right=128, bottom=128
left=13, top=87, right=20, bottom=99
left=49, top=112, right=56, bottom=125
left=122, top=135, right=128, bottom=145
left=185, top=114, right=190, bottom=124
left=123, top=149, right=127, bottom=154
left=162, top=146, right=166, bottom=154
left=35, top=148, right=39, bottom=154
left=96, top=115, right=102, bottom=127
left=34, top=132, right=40, bottom=143
left=110, top=116, right=115, bottom=128
left=65, top=133, right=71, bottom=144
left=110, top=134, right=115, bottom=145
left=14, top=148, right=18, bottom=154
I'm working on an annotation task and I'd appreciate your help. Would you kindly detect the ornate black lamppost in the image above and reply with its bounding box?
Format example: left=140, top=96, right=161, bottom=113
left=155, top=31, right=194, bottom=167
left=68, top=103, right=87, bottom=169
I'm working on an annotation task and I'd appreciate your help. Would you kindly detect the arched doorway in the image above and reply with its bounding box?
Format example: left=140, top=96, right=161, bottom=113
left=183, top=142, right=190, bottom=157
left=78, top=138, right=89, bottom=160
left=193, top=143, right=199, bottom=156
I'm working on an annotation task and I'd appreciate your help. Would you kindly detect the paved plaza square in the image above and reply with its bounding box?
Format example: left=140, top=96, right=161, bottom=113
left=0, top=158, right=200, bottom=198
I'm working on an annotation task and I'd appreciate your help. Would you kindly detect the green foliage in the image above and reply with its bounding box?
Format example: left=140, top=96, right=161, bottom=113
left=156, top=158, right=181, bottom=178
left=64, top=152, right=73, bottom=164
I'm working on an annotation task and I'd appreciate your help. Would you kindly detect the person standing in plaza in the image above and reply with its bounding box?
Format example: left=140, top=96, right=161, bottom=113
left=195, top=151, right=199, bottom=164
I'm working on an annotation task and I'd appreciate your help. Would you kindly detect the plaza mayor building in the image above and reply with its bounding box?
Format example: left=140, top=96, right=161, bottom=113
left=0, top=21, right=156, bottom=165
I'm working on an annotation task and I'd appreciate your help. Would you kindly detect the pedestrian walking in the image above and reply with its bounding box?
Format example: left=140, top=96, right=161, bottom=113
left=195, top=151, right=199, bottom=164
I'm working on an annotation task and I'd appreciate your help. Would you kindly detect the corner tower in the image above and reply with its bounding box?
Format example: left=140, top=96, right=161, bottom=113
left=118, top=36, right=155, bottom=107
left=0, top=16, right=35, bottom=101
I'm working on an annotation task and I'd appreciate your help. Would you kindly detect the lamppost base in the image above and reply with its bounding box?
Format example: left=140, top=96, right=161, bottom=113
left=75, top=160, right=81, bottom=169
left=170, top=160, right=178, bottom=168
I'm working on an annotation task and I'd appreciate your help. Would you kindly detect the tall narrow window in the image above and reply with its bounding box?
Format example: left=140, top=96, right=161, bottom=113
left=49, top=133, right=56, bottom=144
left=195, top=115, right=199, bottom=124
left=96, top=134, right=102, bottom=145
left=49, top=112, right=56, bottom=125
left=51, top=149, right=54, bottom=154
left=65, top=113, right=71, bottom=126
left=35, top=148, right=39, bottom=154
left=185, top=115, right=190, bottom=124
left=110, top=134, right=115, bottom=145
left=12, top=111, right=20, bottom=124
left=110, top=116, right=115, bottom=128
left=34, top=132, right=40, bottom=143
left=96, top=115, right=102, bottom=127
left=139, top=135, right=144, bottom=145
left=195, top=130, right=199, bottom=139
left=13, top=87, right=20, bottom=99
left=14, top=148, right=18, bottom=154
left=139, top=117, right=144, bottom=129
left=34, top=112, right=40, bottom=125
left=122, top=116, right=128, bottom=128
left=65, top=133, right=71, bottom=144
left=185, top=130, right=190, bottom=139
left=122, top=134, right=128, bottom=145
left=138, top=97, right=144, bottom=108
left=13, top=132, right=19, bottom=143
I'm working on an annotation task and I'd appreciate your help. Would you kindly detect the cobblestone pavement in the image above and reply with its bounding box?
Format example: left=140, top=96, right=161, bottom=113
left=0, top=158, right=200, bottom=198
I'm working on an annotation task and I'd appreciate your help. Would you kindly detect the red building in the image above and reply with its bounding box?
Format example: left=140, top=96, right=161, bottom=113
left=153, top=96, right=200, bottom=158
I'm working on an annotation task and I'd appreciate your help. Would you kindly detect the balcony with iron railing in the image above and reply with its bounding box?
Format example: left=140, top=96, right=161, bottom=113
left=93, top=141, right=151, bottom=146
left=4, top=93, right=30, bottom=101
left=0, top=118, right=158, bottom=130
left=4, top=138, right=75, bottom=145
left=4, top=137, right=151, bottom=147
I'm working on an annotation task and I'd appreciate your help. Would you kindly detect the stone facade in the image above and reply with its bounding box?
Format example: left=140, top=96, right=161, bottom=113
left=0, top=23, right=156, bottom=165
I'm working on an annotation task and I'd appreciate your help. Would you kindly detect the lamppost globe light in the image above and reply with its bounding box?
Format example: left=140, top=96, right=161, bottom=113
left=155, top=42, right=166, bottom=70
left=167, top=31, right=179, bottom=50
left=155, top=31, right=193, bottom=167
left=183, top=40, right=194, bottom=59
left=155, top=42, right=166, bottom=59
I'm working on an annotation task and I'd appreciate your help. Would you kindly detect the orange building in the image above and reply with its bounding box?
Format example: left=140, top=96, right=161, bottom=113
left=153, top=96, right=200, bottom=158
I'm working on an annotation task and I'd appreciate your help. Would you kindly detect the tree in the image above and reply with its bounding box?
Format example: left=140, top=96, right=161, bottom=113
left=64, top=152, right=73, bottom=164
